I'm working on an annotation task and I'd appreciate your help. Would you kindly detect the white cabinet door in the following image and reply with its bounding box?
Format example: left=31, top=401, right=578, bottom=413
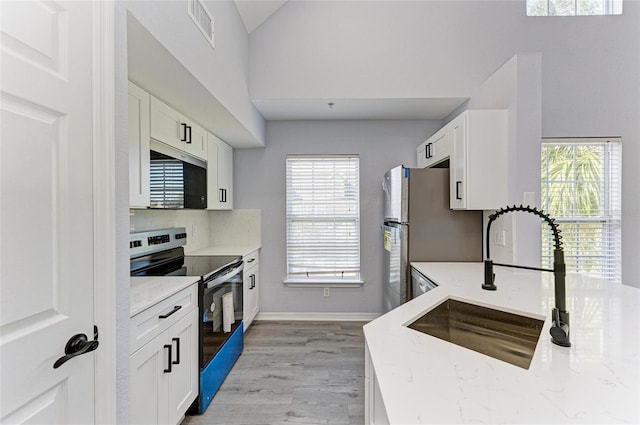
left=450, top=114, right=466, bottom=209
left=218, top=140, right=233, bottom=209
left=207, top=133, right=233, bottom=210
left=449, top=110, right=508, bottom=210
left=242, top=250, right=260, bottom=331
left=129, top=82, right=150, bottom=208
left=167, top=309, right=199, bottom=425
left=185, top=121, right=208, bottom=161
left=247, top=264, right=259, bottom=328
left=417, top=127, right=450, bottom=168
left=150, top=96, right=186, bottom=151
left=131, top=331, right=169, bottom=425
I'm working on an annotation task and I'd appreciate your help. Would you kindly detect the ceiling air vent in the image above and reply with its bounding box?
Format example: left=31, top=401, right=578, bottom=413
left=188, top=0, right=215, bottom=49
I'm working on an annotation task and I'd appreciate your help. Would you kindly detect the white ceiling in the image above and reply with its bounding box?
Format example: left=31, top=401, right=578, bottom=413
left=232, top=0, right=467, bottom=122
left=234, top=0, right=288, bottom=33
left=253, top=97, right=468, bottom=121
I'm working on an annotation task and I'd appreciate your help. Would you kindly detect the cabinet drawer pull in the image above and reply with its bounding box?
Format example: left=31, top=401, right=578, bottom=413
left=164, top=344, right=172, bottom=373
left=426, top=143, right=432, bottom=159
left=247, top=258, right=255, bottom=263
left=186, top=125, right=192, bottom=144
left=159, top=305, right=182, bottom=319
left=172, top=337, right=180, bottom=365
left=250, top=274, right=256, bottom=289
left=455, top=181, right=462, bottom=200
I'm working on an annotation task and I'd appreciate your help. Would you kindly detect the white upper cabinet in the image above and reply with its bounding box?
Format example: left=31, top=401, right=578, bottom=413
left=150, top=96, right=207, bottom=161
left=207, top=133, right=233, bottom=210
left=417, top=126, right=450, bottom=168
left=449, top=110, right=508, bottom=210
left=184, top=121, right=208, bottom=161
left=128, top=82, right=151, bottom=208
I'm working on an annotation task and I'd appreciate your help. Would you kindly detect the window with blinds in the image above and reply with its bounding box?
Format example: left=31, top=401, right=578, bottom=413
left=541, top=138, right=621, bottom=282
left=286, top=155, right=361, bottom=283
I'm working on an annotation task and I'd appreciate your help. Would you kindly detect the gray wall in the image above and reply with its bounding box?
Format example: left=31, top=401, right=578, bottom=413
left=235, top=120, right=440, bottom=313
left=250, top=0, right=640, bottom=285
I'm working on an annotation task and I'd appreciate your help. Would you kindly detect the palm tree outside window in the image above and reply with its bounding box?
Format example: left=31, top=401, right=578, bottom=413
left=541, top=138, right=621, bottom=282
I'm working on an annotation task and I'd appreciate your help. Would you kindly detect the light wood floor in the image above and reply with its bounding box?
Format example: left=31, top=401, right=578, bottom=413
left=182, top=321, right=367, bottom=425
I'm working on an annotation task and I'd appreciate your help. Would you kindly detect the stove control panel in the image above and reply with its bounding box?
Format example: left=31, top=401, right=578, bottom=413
left=148, top=234, right=170, bottom=245
left=129, top=227, right=187, bottom=258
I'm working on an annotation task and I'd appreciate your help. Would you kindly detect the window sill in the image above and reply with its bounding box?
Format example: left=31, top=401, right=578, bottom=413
left=284, top=279, right=364, bottom=288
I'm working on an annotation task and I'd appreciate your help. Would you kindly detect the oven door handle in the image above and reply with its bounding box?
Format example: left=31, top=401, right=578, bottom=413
left=204, top=263, right=244, bottom=290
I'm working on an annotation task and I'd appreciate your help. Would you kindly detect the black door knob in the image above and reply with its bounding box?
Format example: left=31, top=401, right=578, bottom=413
left=53, top=326, right=100, bottom=369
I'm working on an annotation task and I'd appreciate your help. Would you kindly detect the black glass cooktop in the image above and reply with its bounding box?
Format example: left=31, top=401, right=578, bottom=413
left=183, top=255, right=241, bottom=278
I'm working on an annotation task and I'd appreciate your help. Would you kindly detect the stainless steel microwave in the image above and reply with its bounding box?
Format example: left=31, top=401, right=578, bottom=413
left=149, top=140, right=207, bottom=209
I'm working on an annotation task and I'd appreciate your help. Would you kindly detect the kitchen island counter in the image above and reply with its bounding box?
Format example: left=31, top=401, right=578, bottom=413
left=363, top=262, right=640, bottom=424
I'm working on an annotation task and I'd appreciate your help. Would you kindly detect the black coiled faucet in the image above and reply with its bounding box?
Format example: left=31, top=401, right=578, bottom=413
left=483, top=205, right=571, bottom=347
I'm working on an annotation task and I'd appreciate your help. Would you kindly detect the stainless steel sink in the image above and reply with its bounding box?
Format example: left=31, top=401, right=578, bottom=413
left=407, top=298, right=544, bottom=369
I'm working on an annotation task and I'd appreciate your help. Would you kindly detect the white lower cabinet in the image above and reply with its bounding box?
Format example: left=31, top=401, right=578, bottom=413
left=131, top=285, right=198, bottom=425
left=365, top=342, right=390, bottom=425
left=243, top=249, right=260, bottom=331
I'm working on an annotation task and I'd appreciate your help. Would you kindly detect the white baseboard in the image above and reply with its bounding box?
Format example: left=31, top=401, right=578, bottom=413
left=255, top=312, right=381, bottom=322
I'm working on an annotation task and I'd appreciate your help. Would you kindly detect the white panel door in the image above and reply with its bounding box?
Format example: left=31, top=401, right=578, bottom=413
left=1, top=1, right=97, bottom=423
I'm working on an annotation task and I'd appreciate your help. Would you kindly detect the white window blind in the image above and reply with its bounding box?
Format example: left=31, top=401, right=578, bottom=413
left=150, top=158, right=184, bottom=208
left=527, top=0, right=622, bottom=16
left=541, top=138, right=621, bottom=282
left=286, top=155, right=361, bottom=283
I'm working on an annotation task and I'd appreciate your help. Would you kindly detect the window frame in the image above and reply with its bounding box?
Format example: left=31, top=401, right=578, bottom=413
left=540, top=137, right=622, bottom=283
left=284, top=154, right=363, bottom=287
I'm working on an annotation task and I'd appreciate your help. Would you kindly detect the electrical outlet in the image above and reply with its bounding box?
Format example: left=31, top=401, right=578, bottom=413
left=523, top=192, right=536, bottom=206
left=323, top=287, right=330, bottom=297
left=495, top=230, right=506, bottom=247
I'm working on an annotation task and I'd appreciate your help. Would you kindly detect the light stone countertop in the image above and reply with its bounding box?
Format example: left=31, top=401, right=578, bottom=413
left=186, top=243, right=261, bottom=258
left=363, top=262, right=640, bottom=424
left=130, top=276, right=200, bottom=317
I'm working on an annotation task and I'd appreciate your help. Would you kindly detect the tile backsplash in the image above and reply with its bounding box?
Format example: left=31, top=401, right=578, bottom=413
left=129, top=209, right=210, bottom=252
left=208, top=209, right=261, bottom=246
left=129, top=209, right=261, bottom=252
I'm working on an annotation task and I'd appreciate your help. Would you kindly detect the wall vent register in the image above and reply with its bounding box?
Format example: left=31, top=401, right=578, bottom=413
left=188, top=0, right=215, bottom=48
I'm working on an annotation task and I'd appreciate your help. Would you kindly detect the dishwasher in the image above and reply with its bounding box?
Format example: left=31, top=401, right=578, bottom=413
left=411, top=267, right=438, bottom=298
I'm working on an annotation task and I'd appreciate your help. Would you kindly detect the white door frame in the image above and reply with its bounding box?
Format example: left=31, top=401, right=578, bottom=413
left=92, top=1, right=117, bottom=423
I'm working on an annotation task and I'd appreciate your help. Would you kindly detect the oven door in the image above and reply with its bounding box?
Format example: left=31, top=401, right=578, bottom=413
left=200, top=265, right=243, bottom=368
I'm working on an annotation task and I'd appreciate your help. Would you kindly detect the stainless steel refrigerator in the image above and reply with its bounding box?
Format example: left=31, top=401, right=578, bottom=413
left=382, top=166, right=483, bottom=312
